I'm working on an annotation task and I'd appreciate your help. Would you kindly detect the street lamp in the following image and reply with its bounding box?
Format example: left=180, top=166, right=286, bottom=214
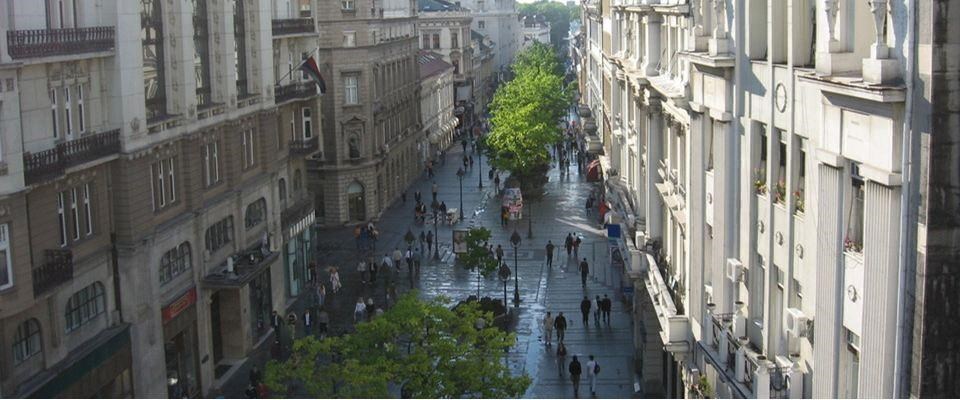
left=456, top=167, right=465, bottom=221
left=498, top=262, right=511, bottom=308
left=477, top=138, right=484, bottom=189
left=431, top=200, right=441, bottom=260
left=510, top=230, right=522, bottom=306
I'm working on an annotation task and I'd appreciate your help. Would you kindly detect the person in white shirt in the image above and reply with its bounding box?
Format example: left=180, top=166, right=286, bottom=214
left=586, top=354, right=600, bottom=397
left=592, top=296, right=601, bottom=326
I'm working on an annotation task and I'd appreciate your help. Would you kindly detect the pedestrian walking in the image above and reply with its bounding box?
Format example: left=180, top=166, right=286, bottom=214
left=578, top=258, right=590, bottom=287
left=426, top=230, right=434, bottom=253
left=494, top=174, right=501, bottom=195
left=543, top=311, right=555, bottom=346
left=365, top=298, right=376, bottom=322
left=556, top=342, right=568, bottom=378
left=496, top=244, right=505, bottom=264
left=574, top=234, right=582, bottom=258
left=569, top=356, right=583, bottom=398
left=369, top=257, right=379, bottom=283
left=419, top=231, right=426, bottom=253
left=593, top=296, right=602, bottom=326
left=580, top=296, right=591, bottom=326
left=586, top=355, right=600, bottom=397
left=392, top=248, right=403, bottom=273
left=565, top=233, right=574, bottom=259
left=357, top=259, right=369, bottom=284
left=303, top=308, right=313, bottom=336
left=432, top=182, right=439, bottom=201
left=545, top=240, right=555, bottom=267
left=463, top=154, right=469, bottom=169
left=415, top=190, right=422, bottom=203
left=462, top=138, right=468, bottom=153
left=601, top=294, right=612, bottom=324
left=354, top=297, right=366, bottom=323
left=317, top=307, right=330, bottom=338
left=554, top=312, right=568, bottom=343
left=329, top=267, right=342, bottom=293
left=469, top=155, right=474, bottom=169
left=501, top=206, right=509, bottom=227
left=315, top=281, right=326, bottom=308
left=427, top=162, right=435, bottom=178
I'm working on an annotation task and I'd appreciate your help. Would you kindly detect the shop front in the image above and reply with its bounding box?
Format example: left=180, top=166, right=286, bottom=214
left=282, top=199, right=316, bottom=298
left=24, top=324, right=134, bottom=398
left=162, top=287, right=201, bottom=398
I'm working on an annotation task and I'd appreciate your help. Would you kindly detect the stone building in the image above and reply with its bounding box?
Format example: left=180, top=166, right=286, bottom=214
left=0, top=0, right=319, bottom=396
left=417, top=0, right=478, bottom=127
left=457, top=0, right=522, bottom=74
left=307, top=0, right=422, bottom=225
left=520, top=15, right=551, bottom=51
left=418, top=51, right=458, bottom=162
left=577, top=0, right=959, bottom=398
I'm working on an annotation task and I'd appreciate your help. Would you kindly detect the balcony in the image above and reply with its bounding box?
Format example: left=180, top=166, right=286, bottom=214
left=202, top=245, right=280, bottom=289
left=23, top=129, right=121, bottom=185
left=271, top=18, right=315, bottom=36
left=32, top=249, right=73, bottom=298
left=7, top=26, right=115, bottom=60
left=289, top=137, right=319, bottom=156
left=274, top=82, right=318, bottom=104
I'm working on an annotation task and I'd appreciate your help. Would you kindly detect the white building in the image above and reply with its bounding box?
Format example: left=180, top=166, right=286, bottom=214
left=418, top=51, right=458, bottom=161
left=520, top=15, right=552, bottom=51
left=457, top=0, right=522, bottom=73
left=577, top=0, right=960, bottom=398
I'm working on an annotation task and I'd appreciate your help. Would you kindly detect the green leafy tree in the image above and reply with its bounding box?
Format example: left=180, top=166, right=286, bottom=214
left=458, top=227, right=500, bottom=298
left=265, top=292, right=531, bottom=398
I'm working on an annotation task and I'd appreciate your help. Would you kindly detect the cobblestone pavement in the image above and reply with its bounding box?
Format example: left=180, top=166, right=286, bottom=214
left=220, top=138, right=638, bottom=398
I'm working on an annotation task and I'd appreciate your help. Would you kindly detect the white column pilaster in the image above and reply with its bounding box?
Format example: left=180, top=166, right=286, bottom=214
left=812, top=163, right=844, bottom=398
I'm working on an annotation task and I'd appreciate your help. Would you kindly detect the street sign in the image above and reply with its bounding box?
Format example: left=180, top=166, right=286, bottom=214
left=606, top=223, right=621, bottom=238
left=622, top=285, right=634, bottom=295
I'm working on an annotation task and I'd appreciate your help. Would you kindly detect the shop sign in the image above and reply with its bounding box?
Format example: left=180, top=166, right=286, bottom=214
left=286, top=210, right=316, bottom=241
left=163, top=287, right=197, bottom=323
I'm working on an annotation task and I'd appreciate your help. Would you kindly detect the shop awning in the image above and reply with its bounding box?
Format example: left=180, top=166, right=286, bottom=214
left=587, top=160, right=602, bottom=181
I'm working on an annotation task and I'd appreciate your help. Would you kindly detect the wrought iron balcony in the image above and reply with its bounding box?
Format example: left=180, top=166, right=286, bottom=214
left=274, top=81, right=318, bottom=103
left=33, top=249, right=73, bottom=298
left=23, top=129, right=121, bottom=185
left=289, top=137, right=319, bottom=155
left=271, top=18, right=315, bottom=36
left=7, top=26, right=115, bottom=59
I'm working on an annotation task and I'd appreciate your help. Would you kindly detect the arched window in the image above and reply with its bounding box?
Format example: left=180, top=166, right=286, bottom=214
left=245, top=198, right=267, bottom=229
left=293, top=169, right=302, bottom=191
left=347, top=181, right=365, bottom=221
left=160, top=242, right=192, bottom=284
left=278, top=178, right=287, bottom=201
left=13, top=319, right=42, bottom=365
left=65, top=282, right=106, bottom=333
left=348, top=135, right=360, bottom=159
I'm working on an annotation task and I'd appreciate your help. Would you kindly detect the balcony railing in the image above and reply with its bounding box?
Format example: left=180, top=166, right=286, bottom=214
left=33, top=249, right=73, bottom=298
left=274, top=81, right=318, bottom=103
left=7, top=26, right=115, bottom=59
left=23, top=129, right=121, bottom=185
left=271, top=18, right=315, bottom=36
left=289, top=137, right=319, bottom=155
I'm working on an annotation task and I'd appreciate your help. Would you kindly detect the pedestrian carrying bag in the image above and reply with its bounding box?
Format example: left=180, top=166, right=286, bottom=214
left=594, top=363, right=600, bottom=374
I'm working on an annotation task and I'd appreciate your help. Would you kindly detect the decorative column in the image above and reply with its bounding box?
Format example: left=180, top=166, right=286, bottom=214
left=644, top=100, right=664, bottom=240
left=688, top=0, right=709, bottom=51
left=708, top=0, right=730, bottom=55
left=859, top=180, right=901, bottom=398
left=812, top=163, right=844, bottom=398
left=862, top=0, right=899, bottom=84
left=640, top=13, right=662, bottom=76
left=817, top=0, right=861, bottom=75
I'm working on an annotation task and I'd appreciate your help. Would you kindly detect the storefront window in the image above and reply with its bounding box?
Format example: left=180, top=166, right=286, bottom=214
left=165, top=328, right=199, bottom=398
left=347, top=181, right=365, bottom=221
left=249, top=270, right=272, bottom=338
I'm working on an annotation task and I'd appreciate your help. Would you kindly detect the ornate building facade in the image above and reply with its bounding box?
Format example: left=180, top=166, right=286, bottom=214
left=577, top=0, right=959, bottom=398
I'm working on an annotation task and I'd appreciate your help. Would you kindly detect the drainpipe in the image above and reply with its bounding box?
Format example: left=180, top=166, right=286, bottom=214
left=892, top=0, right=919, bottom=397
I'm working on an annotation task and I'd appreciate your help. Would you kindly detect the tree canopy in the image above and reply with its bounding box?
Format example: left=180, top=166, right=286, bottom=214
left=458, top=227, right=501, bottom=298
left=264, top=292, right=530, bottom=398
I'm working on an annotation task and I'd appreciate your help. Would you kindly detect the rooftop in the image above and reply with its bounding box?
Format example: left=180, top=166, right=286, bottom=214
left=418, top=0, right=464, bottom=11
left=418, top=51, right=455, bottom=79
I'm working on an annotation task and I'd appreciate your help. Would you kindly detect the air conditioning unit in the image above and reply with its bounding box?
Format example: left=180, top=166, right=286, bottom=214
left=635, top=231, right=646, bottom=250
left=726, top=258, right=744, bottom=283
left=785, top=308, right=809, bottom=338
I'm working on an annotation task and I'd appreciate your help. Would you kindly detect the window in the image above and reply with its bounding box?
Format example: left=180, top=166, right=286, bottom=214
left=452, top=60, right=460, bottom=75
left=845, top=328, right=861, bottom=398
left=341, top=0, right=354, bottom=10
left=160, top=242, right=192, bottom=284
left=76, top=84, right=85, bottom=134
left=343, top=31, right=356, bottom=47
left=478, top=20, right=485, bottom=29
left=344, top=76, right=358, bottom=105
left=64, top=282, right=106, bottom=333
left=57, top=192, right=67, bottom=247
left=301, top=108, right=312, bottom=139
left=278, top=178, right=287, bottom=202
left=234, top=0, right=249, bottom=96
left=451, top=32, right=459, bottom=48
left=142, top=0, right=167, bottom=120
left=205, top=216, right=234, bottom=252
left=241, top=130, right=255, bottom=169
left=203, top=141, right=220, bottom=186
left=432, top=33, right=440, bottom=49
left=348, top=135, right=360, bottom=159
left=12, top=319, right=41, bottom=365
left=63, top=87, right=73, bottom=138
left=192, top=0, right=212, bottom=107
left=245, top=198, right=267, bottom=229
left=50, top=89, right=58, bottom=138
left=421, top=34, right=429, bottom=49
left=151, top=157, right=177, bottom=210
left=293, top=169, right=302, bottom=191
left=0, top=224, right=12, bottom=291
left=83, top=184, right=93, bottom=236
left=70, top=187, right=80, bottom=240
left=845, top=163, right=865, bottom=253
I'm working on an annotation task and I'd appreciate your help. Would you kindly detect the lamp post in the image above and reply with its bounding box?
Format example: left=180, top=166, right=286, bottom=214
left=477, top=137, right=484, bottom=189
left=498, top=263, right=511, bottom=308
left=456, top=167, right=465, bottom=221
left=510, top=230, right=522, bottom=305
left=431, top=199, right=441, bottom=260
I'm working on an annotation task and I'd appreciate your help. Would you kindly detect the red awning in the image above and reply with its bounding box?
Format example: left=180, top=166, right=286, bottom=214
left=586, top=160, right=601, bottom=181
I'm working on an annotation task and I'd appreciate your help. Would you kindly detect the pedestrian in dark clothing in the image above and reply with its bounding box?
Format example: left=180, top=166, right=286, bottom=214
left=426, top=230, right=434, bottom=253
left=569, top=356, right=583, bottom=398
left=432, top=182, right=439, bottom=200
left=556, top=342, right=568, bottom=378
left=419, top=231, right=426, bottom=253
left=496, top=245, right=504, bottom=263
left=554, top=312, right=568, bottom=343
left=317, top=307, right=330, bottom=337
left=415, top=190, right=422, bottom=203
left=601, top=294, right=612, bottom=324
left=249, top=367, right=262, bottom=386
left=463, top=154, right=469, bottom=169
left=469, top=155, right=474, bottom=168
left=580, top=296, right=592, bottom=326
left=462, top=139, right=468, bottom=153
left=545, top=240, right=555, bottom=267
left=574, top=235, right=582, bottom=258
left=494, top=175, right=501, bottom=194
left=427, top=163, right=434, bottom=178
left=303, top=308, right=313, bottom=336
left=565, top=233, right=574, bottom=258
left=579, top=258, right=590, bottom=287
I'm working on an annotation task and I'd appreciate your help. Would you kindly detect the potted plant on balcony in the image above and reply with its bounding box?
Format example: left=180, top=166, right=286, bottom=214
left=774, top=180, right=786, bottom=204
left=794, top=190, right=805, bottom=214
left=689, top=375, right=713, bottom=399
left=753, top=168, right=767, bottom=195
left=843, top=236, right=863, bottom=253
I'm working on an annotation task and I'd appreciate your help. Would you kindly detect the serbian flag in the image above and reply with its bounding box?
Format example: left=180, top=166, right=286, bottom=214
left=300, top=56, right=327, bottom=94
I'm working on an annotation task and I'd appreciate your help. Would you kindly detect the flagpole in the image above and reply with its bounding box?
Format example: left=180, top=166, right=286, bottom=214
left=274, top=46, right=321, bottom=86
